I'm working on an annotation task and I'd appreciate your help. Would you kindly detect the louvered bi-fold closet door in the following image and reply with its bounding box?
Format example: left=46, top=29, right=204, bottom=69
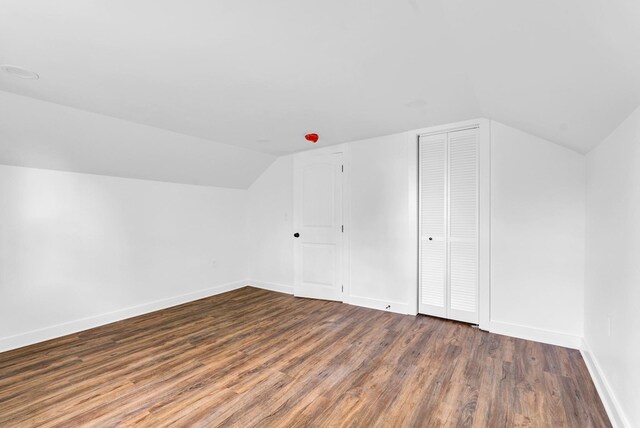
left=418, top=133, right=447, bottom=318
left=419, top=128, right=479, bottom=324
left=447, top=128, right=478, bottom=324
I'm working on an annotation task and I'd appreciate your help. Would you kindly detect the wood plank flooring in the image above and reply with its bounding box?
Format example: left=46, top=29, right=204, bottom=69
left=0, top=287, right=610, bottom=427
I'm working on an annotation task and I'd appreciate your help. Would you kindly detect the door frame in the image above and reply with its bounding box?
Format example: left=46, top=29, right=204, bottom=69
left=407, top=119, right=491, bottom=330
left=293, top=143, right=351, bottom=303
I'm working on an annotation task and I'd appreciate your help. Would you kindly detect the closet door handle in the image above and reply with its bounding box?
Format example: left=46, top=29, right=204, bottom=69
left=294, top=233, right=300, bottom=238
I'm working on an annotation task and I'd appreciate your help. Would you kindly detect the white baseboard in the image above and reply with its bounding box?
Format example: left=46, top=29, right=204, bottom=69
left=347, top=295, right=410, bottom=315
left=247, top=281, right=410, bottom=316
left=489, top=320, right=583, bottom=349
left=0, top=280, right=247, bottom=353
left=581, top=340, right=631, bottom=428
left=247, top=280, right=294, bottom=295
left=247, top=279, right=415, bottom=315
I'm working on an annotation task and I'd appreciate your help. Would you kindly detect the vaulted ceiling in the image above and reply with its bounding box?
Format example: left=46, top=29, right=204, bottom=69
left=1, top=0, right=639, bottom=185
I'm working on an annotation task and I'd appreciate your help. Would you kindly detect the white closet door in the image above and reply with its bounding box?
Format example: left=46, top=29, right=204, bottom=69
left=447, top=128, right=479, bottom=324
left=418, top=133, right=447, bottom=318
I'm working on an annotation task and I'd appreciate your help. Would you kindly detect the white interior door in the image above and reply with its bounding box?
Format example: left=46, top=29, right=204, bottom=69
left=419, top=128, right=479, bottom=324
left=293, top=151, right=343, bottom=301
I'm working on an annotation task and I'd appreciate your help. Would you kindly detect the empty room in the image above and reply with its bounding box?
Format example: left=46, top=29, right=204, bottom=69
left=0, top=0, right=638, bottom=426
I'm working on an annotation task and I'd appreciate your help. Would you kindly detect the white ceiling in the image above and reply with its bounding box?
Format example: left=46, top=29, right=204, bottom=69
left=1, top=0, right=639, bottom=162
left=0, top=91, right=275, bottom=188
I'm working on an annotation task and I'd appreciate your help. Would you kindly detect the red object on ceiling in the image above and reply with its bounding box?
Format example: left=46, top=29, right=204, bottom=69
left=305, top=133, right=319, bottom=143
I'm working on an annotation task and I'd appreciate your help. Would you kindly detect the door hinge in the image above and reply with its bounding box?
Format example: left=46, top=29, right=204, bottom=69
left=342, top=285, right=344, bottom=292
left=341, top=225, right=344, bottom=233
left=341, top=164, right=344, bottom=172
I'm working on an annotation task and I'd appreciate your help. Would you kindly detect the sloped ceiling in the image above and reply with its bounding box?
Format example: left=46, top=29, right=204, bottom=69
left=1, top=0, right=639, bottom=185
left=0, top=91, right=275, bottom=188
left=440, top=0, right=640, bottom=154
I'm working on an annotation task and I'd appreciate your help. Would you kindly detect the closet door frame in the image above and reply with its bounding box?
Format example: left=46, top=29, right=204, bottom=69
left=407, top=119, right=491, bottom=331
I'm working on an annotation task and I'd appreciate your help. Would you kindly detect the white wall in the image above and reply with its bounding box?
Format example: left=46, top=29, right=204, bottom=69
left=246, top=124, right=587, bottom=338
left=584, top=105, right=640, bottom=428
left=0, top=164, right=248, bottom=351
left=348, top=133, right=414, bottom=312
left=245, top=134, right=415, bottom=313
left=346, top=123, right=587, bottom=331
left=246, top=156, right=294, bottom=292
left=490, top=121, right=585, bottom=346
left=1, top=120, right=591, bottom=355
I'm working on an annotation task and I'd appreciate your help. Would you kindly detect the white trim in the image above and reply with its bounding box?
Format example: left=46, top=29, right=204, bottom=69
left=489, top=320, right=583, bottom=349
left=408, top=118, right=491, bottom=329
left=348, top=295, right=410, bottom=315
left=341, top=144, right=352, bottom=304
left=406, top=131, right=419, bottom=315
left=581, top=340, right=631, bottom=428
left=477, top=121, right=491, bottom=331
left=248, top=280, right=410, bottom=316
left=0, top=280, right=247, bottom=353
left=247, top=280, right=294, bottom=295
left=410, top=118, right=490, bottom=139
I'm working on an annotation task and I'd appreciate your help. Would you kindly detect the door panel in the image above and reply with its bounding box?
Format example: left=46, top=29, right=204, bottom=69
left=418, top=134, right=447, bottom=316
left=302, top=166, right=335, bottom=227
left=448, top=128, right=478, bottom=323
left=301, top=243, right=336, bottom=286
left=448, top=241, right=478, bottom=323
left=294, top=152, right=343, bottom=301
left=420, top=239, right=446, bottom=316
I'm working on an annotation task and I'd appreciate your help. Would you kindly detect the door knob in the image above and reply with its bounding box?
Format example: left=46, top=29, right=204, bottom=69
left=429, top=237, right=433, bottom=241
left=294, top=233, right=300, bottom=238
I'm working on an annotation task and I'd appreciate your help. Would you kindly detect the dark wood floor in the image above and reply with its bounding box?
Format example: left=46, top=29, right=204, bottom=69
left=0, top=287, right=609, bottom=427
